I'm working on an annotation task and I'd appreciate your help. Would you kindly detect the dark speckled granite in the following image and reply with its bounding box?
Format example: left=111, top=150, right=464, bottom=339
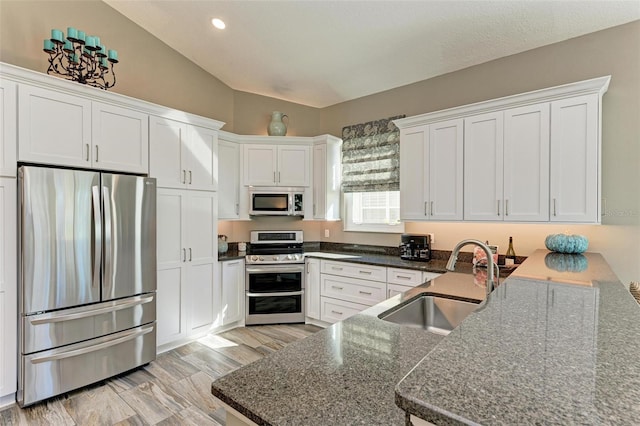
left=396, top=250, right=640, bottom=425
left=211, top=314, right=444, bottom=425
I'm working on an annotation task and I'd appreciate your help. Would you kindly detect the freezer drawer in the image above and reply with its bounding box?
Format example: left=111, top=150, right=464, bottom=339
left=22, top=294, right=156, bottom=354
left=18, top=323, right=156, bottom=407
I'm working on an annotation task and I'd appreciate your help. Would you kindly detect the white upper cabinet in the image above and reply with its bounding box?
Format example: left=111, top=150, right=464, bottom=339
left=18, top=84, right=92, bottom=169
left=503, top=103, right=550, bottom=221
left=218, top=137, right=240, bottom=219
left=92, top=102, right=148, bottom=174
left=464, top=111, right=504, bottom=221
left=18, top=85, right=149, bottom=174
left=397, top=75, right=609, bottom=224
left=243, top=144, right=310, bottom=187
left=150, top=117, right=218, bottom=191
left=312, top=135, right=342, bottom=220
left=0, top=80, right=17, bottom=177
left=429, top=119, right=464, bottom=220
left=550, top=94, right=599, bottom=223
left=400, top=119, right=463, bottom=221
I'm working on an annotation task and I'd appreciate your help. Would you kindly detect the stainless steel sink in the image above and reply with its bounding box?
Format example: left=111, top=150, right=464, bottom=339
left=379, top=295, right=480, bottom=335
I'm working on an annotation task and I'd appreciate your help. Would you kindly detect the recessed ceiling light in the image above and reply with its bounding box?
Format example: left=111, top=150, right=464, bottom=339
left=211, top=18, right=226, bottom=30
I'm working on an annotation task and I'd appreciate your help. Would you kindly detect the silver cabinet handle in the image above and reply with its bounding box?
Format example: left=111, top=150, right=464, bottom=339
left=430, top=201, right=434, bottom=216
left=359, top=270, right=372, bottom=275
left=359, top=290, right=372, bottom=295
left=553, top=198, right=557, bottom=216
left=278, top=171, right=281, bottom=183
left=95, top=145, right=99, bottom=162
left=331, top=266, right=343, bottom=271
left=397, top=275, right=411, bottom=280
left=182, top=170, right=186, bottom=184
left=505, top=199, right=509, bottom=216
left=331, top=310, right=343, bottom=315
left=235, top=203, right=239, bottom=215
left=86, top=144, right=90, bottom=161
left=497, top=200, right=500, bottom=216
left=273, top=171, right=276, bottom=183
left=182, top=248, right=186, bottom=262
left=331, top=286, right=343, bottom=290
left=313, top=203, right=316, bottom=216
left=189, top=248, right=192, bottom=261
left=424, top=201, right=428, bottom=216
left=189, top=170, right=192, bottom=184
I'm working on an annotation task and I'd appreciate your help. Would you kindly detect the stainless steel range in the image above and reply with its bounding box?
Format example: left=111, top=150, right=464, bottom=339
left=245, top=230, right=305, bottom=325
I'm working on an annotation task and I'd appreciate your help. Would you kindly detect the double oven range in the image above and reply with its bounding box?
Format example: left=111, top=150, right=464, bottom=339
left=245, top=231, right=305, bottom=325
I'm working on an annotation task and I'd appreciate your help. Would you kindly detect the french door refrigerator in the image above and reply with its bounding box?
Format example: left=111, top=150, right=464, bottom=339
left=17, top=165, right=157, bottom=407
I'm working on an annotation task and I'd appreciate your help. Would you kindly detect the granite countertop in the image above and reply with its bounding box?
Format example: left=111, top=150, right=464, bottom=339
left=396, top=250, right=640, bottom=425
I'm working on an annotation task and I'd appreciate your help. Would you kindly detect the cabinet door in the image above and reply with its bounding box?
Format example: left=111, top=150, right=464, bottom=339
left=0, top=178, right=16, bottom=397
left=305, top=258, right=321, bottom=320
left=399, top=126, right=428, bottom=220
left=464, top=112, right=504, bottom=221
left=312, top=144, right=326, bottom=219
left=155, top=189, right=188, bottom=346
left=185, top=191, right=217, bottom=335
left=429, top=119, right=463, bottom=220
left=186, top=125, right=218, bottom=191
left=243, top=145, right=277, bottom=186
left=218, top=140, right=240, bottom=219
left=149, top=117, right=188, bottom=189
left=221, top=259, right=244, bottom=325
left=92, top=102, right=149, bottom=174
left=550, top=94, right=599, bottom=222
left=278, top=145, right=310, bottom=186
left=18, top=84, right=91, bottom=168
left=0, top=80, right=16, bottom=177
left=504, top=103, right=550, bottom=222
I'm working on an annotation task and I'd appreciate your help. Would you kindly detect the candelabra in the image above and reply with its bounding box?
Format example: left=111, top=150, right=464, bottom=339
left=43, top=28, right=118, bottom=90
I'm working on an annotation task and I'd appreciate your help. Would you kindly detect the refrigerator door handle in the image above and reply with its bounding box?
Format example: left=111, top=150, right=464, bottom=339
left=28, top=294, right=155, bottom=325
left=29, top=325, right=154, bottom=364
left=103, top=186, right=113, bottom=286
left=92, top=185, right=102, bottom=290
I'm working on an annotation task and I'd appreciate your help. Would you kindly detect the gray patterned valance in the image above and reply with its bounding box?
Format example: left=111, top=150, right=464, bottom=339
left=341, top=115, right=405, bottom=193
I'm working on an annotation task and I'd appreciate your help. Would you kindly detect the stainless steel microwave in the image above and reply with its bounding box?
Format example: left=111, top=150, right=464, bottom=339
left=249, top=188, right=304, bottom=217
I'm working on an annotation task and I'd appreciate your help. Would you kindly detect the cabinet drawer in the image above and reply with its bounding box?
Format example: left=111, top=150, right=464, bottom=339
left=320, top=274, right=386, bottom=306
left=320, top=260, right=386, bottom=282
left=320, top=297, right=368, bottom=324
left=387, top=268, right=423, bottom=286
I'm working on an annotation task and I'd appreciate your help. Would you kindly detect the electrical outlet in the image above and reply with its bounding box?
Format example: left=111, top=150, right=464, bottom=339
left=428, top=233, right=435, bottom=243
left=324, top=229, right=330, bottom=238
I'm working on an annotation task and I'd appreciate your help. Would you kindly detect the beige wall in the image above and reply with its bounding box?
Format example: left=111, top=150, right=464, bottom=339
left=0, top=0, right=237, bottom=128
left=1, top=1, right=638, bottom=283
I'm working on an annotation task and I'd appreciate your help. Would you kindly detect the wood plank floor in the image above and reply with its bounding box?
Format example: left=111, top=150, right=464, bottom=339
left=0, top=324, right=321, bottom=426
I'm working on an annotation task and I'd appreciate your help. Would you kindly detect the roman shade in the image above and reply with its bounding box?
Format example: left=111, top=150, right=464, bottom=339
left=341, top=115, right=405, bottom=193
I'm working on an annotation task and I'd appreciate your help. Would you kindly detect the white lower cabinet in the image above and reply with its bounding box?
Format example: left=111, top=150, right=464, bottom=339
left=219, top=259, right=245, bottom=326
left=305, top=258, right=321, bottom=321
left=156, top=189, right=217, bottom=348
left=0, top=178, right=16, bottom=399
left=320, top=298, right=368, bottom=324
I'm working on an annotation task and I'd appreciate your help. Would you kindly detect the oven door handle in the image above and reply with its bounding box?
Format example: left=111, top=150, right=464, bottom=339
left=246, top=291, right=304, bottom=297
left=246, top=266, right=305, bottom=274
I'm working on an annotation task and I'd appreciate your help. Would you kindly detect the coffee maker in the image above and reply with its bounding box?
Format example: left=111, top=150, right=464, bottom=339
left=399, top=234, right=431, bottom=262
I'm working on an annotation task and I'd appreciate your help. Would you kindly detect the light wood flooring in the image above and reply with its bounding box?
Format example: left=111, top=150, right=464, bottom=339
left=0, top=324, right=321, bottom=426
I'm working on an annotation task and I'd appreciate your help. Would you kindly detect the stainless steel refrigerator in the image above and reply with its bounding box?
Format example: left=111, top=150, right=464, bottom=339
left=17, top=165, right=157, bottom=407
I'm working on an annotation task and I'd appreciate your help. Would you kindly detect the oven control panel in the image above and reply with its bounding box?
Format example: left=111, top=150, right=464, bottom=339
left=246, top=253, right=304, bottom=264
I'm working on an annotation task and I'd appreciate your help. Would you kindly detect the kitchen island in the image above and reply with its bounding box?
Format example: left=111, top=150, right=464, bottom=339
left=211, top=250, right=640, bottom=425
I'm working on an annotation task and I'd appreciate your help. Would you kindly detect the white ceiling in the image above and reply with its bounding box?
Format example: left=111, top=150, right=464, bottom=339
left=104, top=0, right=640, bottom=108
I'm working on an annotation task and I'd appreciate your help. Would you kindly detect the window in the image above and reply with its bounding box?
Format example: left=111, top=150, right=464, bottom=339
left=344, top=191, right=404, bottom=233
left=341, top=115, right=405, bottom=233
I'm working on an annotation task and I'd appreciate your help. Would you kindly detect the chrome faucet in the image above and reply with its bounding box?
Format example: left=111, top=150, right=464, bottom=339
left=446, top=239, right=499, bottom=296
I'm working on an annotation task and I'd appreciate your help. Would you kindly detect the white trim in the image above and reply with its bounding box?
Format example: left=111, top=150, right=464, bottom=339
left=393, top=75, right=611, bottom=128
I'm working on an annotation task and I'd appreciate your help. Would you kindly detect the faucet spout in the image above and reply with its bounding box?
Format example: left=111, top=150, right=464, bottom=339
left=446, top=239, right=498, bottom=296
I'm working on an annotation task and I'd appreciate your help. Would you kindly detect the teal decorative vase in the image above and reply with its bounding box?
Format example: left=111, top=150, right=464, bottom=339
left=268, top=111, right=288, bottom=136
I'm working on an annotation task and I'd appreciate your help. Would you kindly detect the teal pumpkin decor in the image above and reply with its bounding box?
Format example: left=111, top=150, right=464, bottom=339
left=544, top=252, right=588, bottom=272
left=544, top=233, right=588, bottom=254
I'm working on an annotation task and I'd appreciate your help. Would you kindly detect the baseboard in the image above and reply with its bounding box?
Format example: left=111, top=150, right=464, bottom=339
left=0, top=393, right=16, bottom=410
